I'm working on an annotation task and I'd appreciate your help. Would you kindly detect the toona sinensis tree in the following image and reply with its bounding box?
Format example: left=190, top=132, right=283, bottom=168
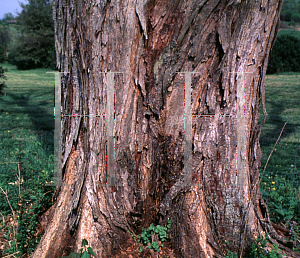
left=32, top=0, right=299, bottom=257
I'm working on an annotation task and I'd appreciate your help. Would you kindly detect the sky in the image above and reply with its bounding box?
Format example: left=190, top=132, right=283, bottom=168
left=0, top=0, right=26, bottom=19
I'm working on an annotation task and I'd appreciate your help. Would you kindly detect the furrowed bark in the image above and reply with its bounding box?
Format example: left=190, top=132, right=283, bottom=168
left=31, top=1, right=299, bottom=258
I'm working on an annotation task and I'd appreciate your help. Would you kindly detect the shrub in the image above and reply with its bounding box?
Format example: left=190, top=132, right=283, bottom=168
left=267, top=35, right=300, bottom=74
left=8, top=32, right=56, bottom=70
left=280, top=10, right=293, bottom=22
left=291, top=13, right=300, bottom=23
left=0, top=45, right=6, bottom=63
left=0, top=65, right=7, bottom=95
left=0, top=25, right=10, bottom=52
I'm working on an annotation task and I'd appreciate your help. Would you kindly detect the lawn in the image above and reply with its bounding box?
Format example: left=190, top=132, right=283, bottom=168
left=278, top=21, right=300, bottom=40
left=0, top=62, right=55, bottom=256
left=278, top=29, right=300, bottom=40
left=258, top=72, right=300, bottom=238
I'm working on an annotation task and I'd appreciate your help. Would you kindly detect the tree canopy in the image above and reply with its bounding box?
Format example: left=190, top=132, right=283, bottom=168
left=280, top=0, right=300, bottom=21
left=8, top=0, right=56, bottom=70
left=17, top=0, right=53, bottom=32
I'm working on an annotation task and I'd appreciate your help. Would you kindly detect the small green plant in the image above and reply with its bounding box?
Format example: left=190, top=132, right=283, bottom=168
left=128, top=219, right=172, bottom=253
left=250, top=233, right=269, bottom=257
left=225, top=250, right=238, bottom=258
left=285, top=219, right=300, bottom=242
left=225, top=233, right=283, bottom=258
left=0, top=136, right=55, bottom=256
left=269, top=244, right=283, bottom=258
left=250, top=233, right=282, bottom=258
left=149, top=241, right=160, bottom=252
left=61, top=239, right=95, bottom=258
left=225, top=241, right=238, bottom=258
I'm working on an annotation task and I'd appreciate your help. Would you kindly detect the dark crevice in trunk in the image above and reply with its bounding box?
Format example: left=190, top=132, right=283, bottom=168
left=216, top=32, right=224, bottom=63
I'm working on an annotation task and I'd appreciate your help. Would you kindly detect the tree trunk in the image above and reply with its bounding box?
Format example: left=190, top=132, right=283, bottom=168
left=32, top=0, right=299, bottom=257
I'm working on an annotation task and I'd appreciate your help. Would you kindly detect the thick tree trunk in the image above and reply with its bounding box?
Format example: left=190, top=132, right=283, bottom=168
left=32, top=0, right=299, bottom=257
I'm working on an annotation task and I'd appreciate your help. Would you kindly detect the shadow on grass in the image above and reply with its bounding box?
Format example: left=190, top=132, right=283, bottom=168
left=260, top=99, right=297, bottom=147
left=1, top=90, right=54, bottom=158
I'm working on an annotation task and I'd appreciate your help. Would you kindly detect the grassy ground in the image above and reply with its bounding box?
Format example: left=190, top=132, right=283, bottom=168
left=0, top=62, right=55, bottom=256
left=278, top=21, right=300, bottom=40
left=258, top=72, right=300, bottom=246
left=0, top=62, right=299, bottom=257
left=278, top=29, right=300, bottom=40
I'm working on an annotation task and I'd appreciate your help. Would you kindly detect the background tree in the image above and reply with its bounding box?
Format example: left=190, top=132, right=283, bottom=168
left=0, top=26, right=10, bottom=54
left=8, top=0, right=56, bottom=70
left=0, top=13, right=12, bottom=62
left=0, top=13, right=11, bottom=95
left=280, top=0, right=300, bottom=21
left=3, top=12, right=15, bottom=21
left=0, top=44, right=7, bottom=63
left=32, top=0, right=299, bottom=257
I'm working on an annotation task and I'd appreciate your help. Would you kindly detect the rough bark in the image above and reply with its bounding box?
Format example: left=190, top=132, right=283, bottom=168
left=32, top=0, right=300, bottom=257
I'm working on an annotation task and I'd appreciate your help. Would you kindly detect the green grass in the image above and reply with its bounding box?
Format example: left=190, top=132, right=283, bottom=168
left=258, top=73, right=300, bottom=177
left=258, top=72, right=300, bottom=252
left=0, top=62, right=55, bottom=256
left=278, top=29, right=300, bottom=40
left=278, top=20, right=300, bottom=40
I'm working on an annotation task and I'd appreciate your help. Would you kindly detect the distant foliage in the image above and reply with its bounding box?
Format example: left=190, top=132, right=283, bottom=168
left=3, top=12, right=15, bottom=21
left=0, top=66, right=7, bottom=95
left=8, top=0, right=56, bottom=70
left=0, top=45, right=6, bottom=63
left=267, top=35, right=300, bottom=74
left=0, top=25, right=10, bottom=53
left=9, top=32, right=56, bottom=70
left=291, top=12, right=300, bottom=23
left=280, top=0, right=300, bottom=22
left=0, top=13, right=15, bottom=25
